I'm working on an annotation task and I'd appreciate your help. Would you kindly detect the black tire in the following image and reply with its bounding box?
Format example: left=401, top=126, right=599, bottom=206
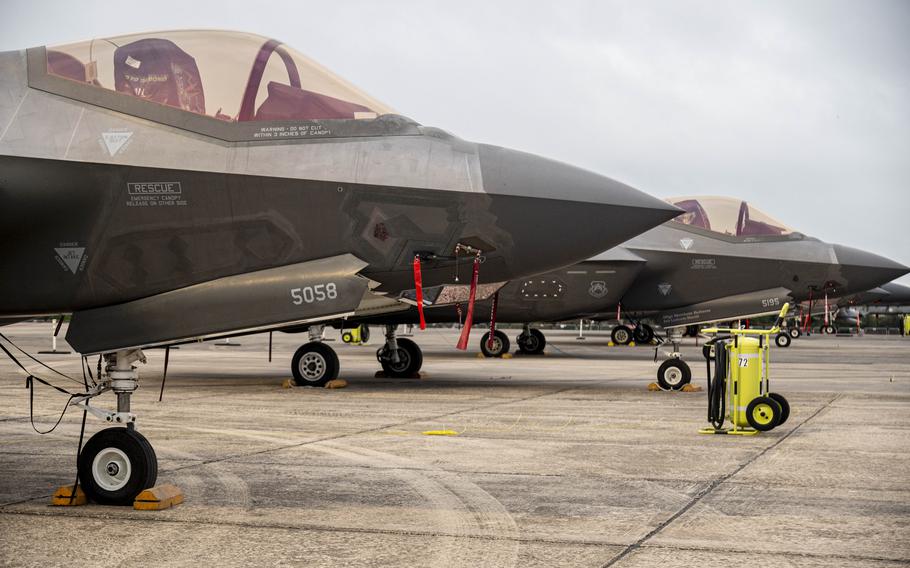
left=746, top=396, right=782, bottom=431
left=480, top=330, right=510, bottom=358
left=78, top=427, right=158, bottom=506
left=612, top=325, right=633, bottom=345
left=291, top=341, right=339, bottom=387
left=633, top=324, right=654, bottom=344
left=824, top=325, right=836, bottom=335
left=788, top=327, right=801, bottom=339
left=657, top=359, right=691, bottom=390
left=767, top=392, right=790, bottom=425
left=775, top=332, right=791, bottom=348
left=359, top=325, right=370, bottom=344
left=379, top=337, right=423, bottom=377
left=341, top=332, right=353, bottom=343
left=516, top=329, right=546, bottom=354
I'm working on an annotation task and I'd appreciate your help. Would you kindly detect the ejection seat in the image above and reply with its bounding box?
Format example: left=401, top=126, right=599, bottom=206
left=113, top=38, right=206, bottom=114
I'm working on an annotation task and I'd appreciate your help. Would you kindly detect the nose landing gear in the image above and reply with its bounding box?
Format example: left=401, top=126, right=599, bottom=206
left=70, top=349, right=159, bottom=505
left=291, top=326, right=340, bottom=387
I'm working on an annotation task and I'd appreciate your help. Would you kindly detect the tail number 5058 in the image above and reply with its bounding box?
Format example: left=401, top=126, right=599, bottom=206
left=291, top=283, right=338, bottom=305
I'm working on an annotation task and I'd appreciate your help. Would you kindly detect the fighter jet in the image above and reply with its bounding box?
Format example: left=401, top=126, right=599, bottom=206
left=335, top=196, right=908, bottom=388
left=825, top=281, right=910, bottom=330
left=0, top=30, right=679, bottom=504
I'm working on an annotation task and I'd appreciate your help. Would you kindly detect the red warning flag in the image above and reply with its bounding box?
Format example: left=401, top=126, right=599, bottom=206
left=413, top=255, right=426, bottom=330
left=456, top=256, right=481, bottom=350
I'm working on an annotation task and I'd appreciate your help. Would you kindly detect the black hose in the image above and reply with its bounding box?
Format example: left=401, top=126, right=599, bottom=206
left=707, top=340, right=727, bottom=429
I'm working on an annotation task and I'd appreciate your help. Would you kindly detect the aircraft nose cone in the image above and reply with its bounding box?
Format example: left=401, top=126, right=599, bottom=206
left=479, top=145, right=680, bottom=277
left=833, top=244, right=910, bottom=294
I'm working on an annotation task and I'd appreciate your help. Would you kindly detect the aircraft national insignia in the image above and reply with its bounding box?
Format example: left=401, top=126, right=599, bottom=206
left=101, top=130, right=133, bottom=156
left=657, top=282, right=672, bottom=296
left=588, top=280, right=608, bottom=298
left=679, top=238, right=694, bottom=250
left=54, top=245, right=86, bottom=274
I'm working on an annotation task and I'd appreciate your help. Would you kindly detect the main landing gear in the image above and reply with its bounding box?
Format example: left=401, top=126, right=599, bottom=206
left=516, top=325, right=546, bottom=355
left=73, top=349, right=159, bottom=505
left=377, top=325, right=423, bottom=377
left=291, top=325, right=339, bottom=387
left=480, top=329, right=510, bottom=358
left=611, top=323, right=655, bottom=345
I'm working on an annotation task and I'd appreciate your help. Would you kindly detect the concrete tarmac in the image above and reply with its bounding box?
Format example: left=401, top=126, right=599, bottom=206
left=1, top=322, right=908, bottom=567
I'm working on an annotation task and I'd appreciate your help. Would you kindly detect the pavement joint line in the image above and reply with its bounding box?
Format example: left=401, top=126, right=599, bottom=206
left=0, top=386, right=576, bottom=507
left=600, top=393, right=842, bottom=568
left=0, top=507, right=905, bottom=566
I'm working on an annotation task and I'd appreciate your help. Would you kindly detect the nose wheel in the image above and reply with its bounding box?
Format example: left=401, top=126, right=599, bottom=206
left=291, top=341, right=339, bottom=386
left=479, top=330, right=510, bottom=358
left=516, top=328, right=546, bottom=355
left=77, top=427, right=158, bottom=506
left=657, top=358, right=692, bottom=390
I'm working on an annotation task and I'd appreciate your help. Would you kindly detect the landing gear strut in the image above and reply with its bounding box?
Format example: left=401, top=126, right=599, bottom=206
left=291, top=325, right=339, bottom=387
left=74, top=349, right=158, bottom=505
left=377, top=325, right=423, bottom=377
left=516, top=325, right=546, bottom=355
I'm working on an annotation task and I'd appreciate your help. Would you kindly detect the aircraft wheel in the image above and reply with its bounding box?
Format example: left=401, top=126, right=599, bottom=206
left=291, top=341, right=339, bottom=387
left=480, top=330, right=510, bottom=358
left=788, top=327, right=801, bottom=339
left=746, top=396, right=782, bottom=431
left=78, top=427, right=158, bottom=506
left=823, top=325, right=836, bottom=334
left=611, top=325, right=633, bottom=345
left=775, top=332, right=791, bottom=348
left=516, top=329, right=546, bottom=354
left=633, top=324, right=654, bottom=344
left=379, top=337, right=423, bottom=377
left=657, top=359, right=691, bottom=390
left=767, top=392, right=790, bottom=425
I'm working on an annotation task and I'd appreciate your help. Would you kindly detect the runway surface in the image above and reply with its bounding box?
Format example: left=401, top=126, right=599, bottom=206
left=1, top=322, right=908, bottom=567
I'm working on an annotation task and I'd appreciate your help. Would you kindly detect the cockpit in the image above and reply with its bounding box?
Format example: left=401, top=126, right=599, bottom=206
left=44, top=30, right=394, bottom=123
left=665, top=196, right=797, bottom=238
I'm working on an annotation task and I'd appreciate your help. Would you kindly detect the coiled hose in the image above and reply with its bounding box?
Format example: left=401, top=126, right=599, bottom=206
left=706, top=339, right=728, bottom=429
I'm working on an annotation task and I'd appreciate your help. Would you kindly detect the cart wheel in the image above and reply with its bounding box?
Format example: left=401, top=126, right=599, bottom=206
left=746, top=396, right=782, bottom=431
left=657, top=359, right=691, bottom=390
left=341, top=332, right=353, bottom=343
left=767, top=392, right=790, bottom=425
left=774, top=332, right=791, bottom=348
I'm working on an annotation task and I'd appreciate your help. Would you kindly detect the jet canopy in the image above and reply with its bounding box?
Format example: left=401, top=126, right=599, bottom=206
left=665, top=196, right=797, bottom=238
left=44, top=30, right=394, bottom=123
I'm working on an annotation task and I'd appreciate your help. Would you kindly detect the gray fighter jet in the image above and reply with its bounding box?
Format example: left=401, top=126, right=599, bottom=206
left=340, top=196, right=907, bottom=387
left=827, top=281, right=910, bottom=330
left=0, top=30, right=679, bottom=504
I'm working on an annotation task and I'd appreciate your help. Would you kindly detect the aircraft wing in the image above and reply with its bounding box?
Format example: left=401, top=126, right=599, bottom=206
left=655, top=287, right=793, bottom=328
left=66, top=254, right=376, bottom=354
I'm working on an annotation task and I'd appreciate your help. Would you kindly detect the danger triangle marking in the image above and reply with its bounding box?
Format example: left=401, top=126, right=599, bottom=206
left=55, top=247, right=85, bottom=274
left=101, top=131, right=132, bottom=156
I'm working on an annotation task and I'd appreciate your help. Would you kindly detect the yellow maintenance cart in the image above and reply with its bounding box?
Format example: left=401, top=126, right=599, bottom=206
left=699, top=304, right=791, bottom=435
left=340, top=324, right=370, bottom=345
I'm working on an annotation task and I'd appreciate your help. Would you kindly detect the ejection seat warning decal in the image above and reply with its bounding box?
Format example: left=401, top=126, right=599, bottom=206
left=55, top=243, right=87, bottom=274
left=126, top=182, right=187, bottom=207
left=100, top=129, right=133, bottom=156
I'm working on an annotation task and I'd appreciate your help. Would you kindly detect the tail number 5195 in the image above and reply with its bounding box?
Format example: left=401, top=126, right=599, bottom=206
left=291, top=283, right=338, bottom=305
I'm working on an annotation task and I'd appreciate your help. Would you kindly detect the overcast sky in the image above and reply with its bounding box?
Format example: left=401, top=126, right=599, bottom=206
left=2, top=0, right=908, bottom=284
